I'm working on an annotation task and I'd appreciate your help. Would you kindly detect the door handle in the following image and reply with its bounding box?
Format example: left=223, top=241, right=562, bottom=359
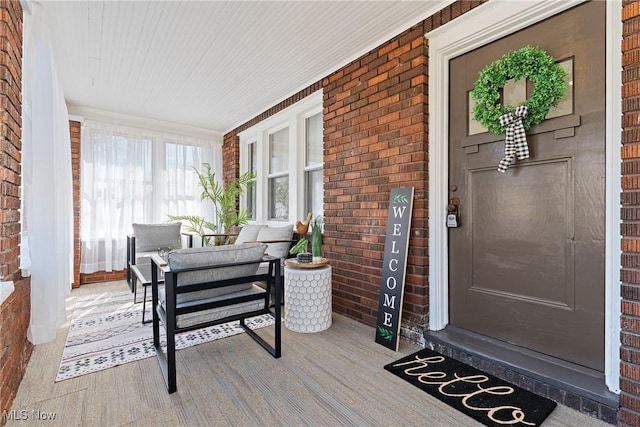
left=448, top=197, right=460, bottom=213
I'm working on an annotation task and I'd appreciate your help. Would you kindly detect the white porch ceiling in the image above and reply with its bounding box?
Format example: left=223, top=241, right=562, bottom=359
left=38, top=1, right=451, bottom=134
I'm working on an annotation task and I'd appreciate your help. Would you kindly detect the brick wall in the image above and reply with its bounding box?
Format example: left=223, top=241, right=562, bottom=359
left=222, top=132, right=240, bottom=186
left=322, top=21, right=430, bottom=341
left=321, top=1, right=485, bottom=341
left=620, top=2, right=640, bottom=425
left=0, top=0, right=30, bottom=424
left=80, top=270, right=126, bottom=285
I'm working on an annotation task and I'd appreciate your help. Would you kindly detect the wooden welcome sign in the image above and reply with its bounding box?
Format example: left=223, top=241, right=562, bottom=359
left=375, top=187, right=414, bottom=351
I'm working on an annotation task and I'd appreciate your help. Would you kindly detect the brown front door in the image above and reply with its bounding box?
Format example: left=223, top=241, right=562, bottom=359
left=448, top=1, right=605, bottom=371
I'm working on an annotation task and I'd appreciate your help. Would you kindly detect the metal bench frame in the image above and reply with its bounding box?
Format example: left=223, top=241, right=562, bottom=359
left=151, top=254, right=282, bottom=393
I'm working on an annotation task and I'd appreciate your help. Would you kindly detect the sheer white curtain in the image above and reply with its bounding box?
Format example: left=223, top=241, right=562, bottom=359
left=22, top=4, right=74, bottom=344
left=80, top=121, right=220, bottom=273
left=162, top=138, right=219, bottom=219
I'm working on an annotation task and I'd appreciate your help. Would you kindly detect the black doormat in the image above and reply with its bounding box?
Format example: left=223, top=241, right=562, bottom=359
left=384, top=348, right=557, bottom=427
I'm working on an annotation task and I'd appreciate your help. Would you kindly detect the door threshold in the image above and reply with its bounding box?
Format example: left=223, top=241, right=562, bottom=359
left=424, top=326, right=618, bottom=424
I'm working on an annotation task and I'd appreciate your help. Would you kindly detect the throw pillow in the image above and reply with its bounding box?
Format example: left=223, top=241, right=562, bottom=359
left=235, top=224, right=266, bottom=244
left=256, top=225, right=294, bottom=260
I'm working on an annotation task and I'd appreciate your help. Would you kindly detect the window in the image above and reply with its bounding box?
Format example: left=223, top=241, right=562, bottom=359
left=304, top=113, right=323, bottom=216
left=80, top=120, right=219, bottom=273
left=468, top=58, right=574, bottom=135
left=268, top=127, right=289, bottom=220
left=247, top=142, right=257, bottom=220
left=164, top=141, right=210, bottom=219
left=239, top=91, right=323, bottom=225
left=81, top=130, right=154, bottom=240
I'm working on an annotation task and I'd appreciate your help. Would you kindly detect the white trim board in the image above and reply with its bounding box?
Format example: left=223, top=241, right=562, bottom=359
left=67, top=105, right=223, bottom=143
left=426, top=0, right=621, bottom=394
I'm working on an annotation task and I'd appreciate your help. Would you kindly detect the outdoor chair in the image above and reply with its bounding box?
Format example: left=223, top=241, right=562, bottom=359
left=127, top=222, right=183, bottom=302
left=150, top=243, right=282, bottom=393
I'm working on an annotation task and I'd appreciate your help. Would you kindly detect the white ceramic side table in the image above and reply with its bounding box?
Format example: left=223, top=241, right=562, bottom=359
left=284, top=259, right=332, bottom=333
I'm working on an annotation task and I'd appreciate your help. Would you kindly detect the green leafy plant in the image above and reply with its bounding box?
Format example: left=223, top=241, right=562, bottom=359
left=289, top=238, right=309, bottom=255
left=393, top=194, right=409, bottom=204
left=167, top=214, right=216, bottom=240
left=311, top=215, right=324, bottom=258
left=168, top=163, right=255, bottom=245
left=289, top=214, right=324, bottom=257
left=377, top=326, right=394, bottom=341
left=471, top=45, right=567, bottom=135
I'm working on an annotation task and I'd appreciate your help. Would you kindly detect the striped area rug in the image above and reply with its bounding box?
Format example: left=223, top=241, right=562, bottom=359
left=56, top=290, right=275, bottom=381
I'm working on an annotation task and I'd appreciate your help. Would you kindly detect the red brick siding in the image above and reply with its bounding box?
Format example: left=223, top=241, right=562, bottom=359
left=0, top=1, right=30, bottom=424
left=622, top=2, right=640, bottom=425
left=222, top=132, right=240, bottom=186
left=322, top=22, right=429, bottom=336
left=321, top=1, right=486, bottom=340
left=0, top=278, right=30, bottom=424
left=80, top=270, right=126, bottom=285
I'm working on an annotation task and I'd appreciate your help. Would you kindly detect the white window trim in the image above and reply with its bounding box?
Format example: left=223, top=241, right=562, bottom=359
left=239, top=91, right=323, bottom=225
left=426, top=0, right=621, bottom=393
left=246, top=141, right=258, bottom=220
left=301, top=111, right=324, bottom=216
left=266, top=123, right=292, bottom=221
left=68, top=106, right=222, bottom=142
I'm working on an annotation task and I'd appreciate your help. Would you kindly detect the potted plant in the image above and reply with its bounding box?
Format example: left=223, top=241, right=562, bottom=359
left=289, top=214, right=324, bottom=263
left=289, top=237, right=312, bottom=263
left=168, top=163, right=255, bottom=245
left=311, top=215, right=324, bottom=261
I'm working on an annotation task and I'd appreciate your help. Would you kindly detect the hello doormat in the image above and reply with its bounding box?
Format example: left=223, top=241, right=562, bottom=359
left=384, top=348, right=557, bottom=427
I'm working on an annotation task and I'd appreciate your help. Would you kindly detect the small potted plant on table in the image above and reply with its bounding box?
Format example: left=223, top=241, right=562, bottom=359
left=289, top=237, right=312, bottom=263
left=310, top=215, right=323, bottom=262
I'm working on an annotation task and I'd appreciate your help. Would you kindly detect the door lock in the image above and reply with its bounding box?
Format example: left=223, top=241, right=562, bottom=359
left=447, top=197, right=460, bottom=228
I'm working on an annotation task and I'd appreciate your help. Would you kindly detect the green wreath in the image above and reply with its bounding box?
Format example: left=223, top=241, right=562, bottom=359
left=471, top=45, right=567, bottom=135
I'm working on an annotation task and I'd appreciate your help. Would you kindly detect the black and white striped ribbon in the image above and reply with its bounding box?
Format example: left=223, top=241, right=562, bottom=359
left=497, top=105, right=529, bottom=173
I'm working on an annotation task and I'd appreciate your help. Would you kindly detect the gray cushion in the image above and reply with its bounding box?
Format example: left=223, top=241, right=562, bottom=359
left=235, top=224, right=266, bottom=244
left=256, top=225, right=294, bottom=260
left=159, top=283, right=266, bottom=328
left=133, top=223, right=182, bottom=253
left=167, top=243, right=267, bottom=302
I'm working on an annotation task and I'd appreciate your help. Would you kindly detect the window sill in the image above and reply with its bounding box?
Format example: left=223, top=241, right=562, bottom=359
left=1, top=280, right=15, bottom=306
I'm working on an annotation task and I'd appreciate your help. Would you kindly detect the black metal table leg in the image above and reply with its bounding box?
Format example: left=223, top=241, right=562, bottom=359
left=142, top=284, right=151, bottom=324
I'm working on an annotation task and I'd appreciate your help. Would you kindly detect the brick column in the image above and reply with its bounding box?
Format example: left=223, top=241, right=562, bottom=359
left=322, top=21, right=430, bottom=339
left=620, top=2, right=640, bottom=425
